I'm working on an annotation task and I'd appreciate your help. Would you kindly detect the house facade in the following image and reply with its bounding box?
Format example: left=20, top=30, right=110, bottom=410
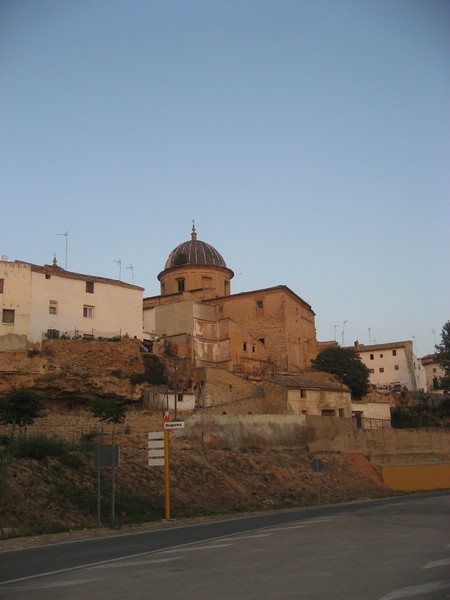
left=0, top=257, right=144, bottom=344
left=420, top=354, right=446, bottom=393
left=354, top=341, right=425, bottom=392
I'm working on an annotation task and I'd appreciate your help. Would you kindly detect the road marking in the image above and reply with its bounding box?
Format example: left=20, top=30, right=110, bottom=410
left=307, top=518, right=333, bottom=524
left=11, top=578, right=101, bottom=591
left=224, top=534, right=272, bottom=540
left=162, top=543, right=233, bottom=553
left=378, top=579, right=450, bottom=599
left=422, top=558, right=450, bottom=569
left=93, top=557, right=180, bottom=569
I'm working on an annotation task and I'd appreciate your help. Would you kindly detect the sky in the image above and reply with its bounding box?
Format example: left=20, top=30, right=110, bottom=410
left=1, top=0, right=448, bottom=358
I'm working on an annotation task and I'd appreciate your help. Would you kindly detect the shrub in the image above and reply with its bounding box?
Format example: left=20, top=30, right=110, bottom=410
left=14, top=433, right=69, bottom=460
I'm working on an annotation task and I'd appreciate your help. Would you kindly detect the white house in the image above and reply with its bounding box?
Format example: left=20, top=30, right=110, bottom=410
left=0, top=257, right=144, bottom=343
left=353, top=341, right=425, bottom=392
left=420, top=354, right=445, bottom=393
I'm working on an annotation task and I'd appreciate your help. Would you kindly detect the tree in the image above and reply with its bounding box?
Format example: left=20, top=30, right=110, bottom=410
left=434, top=321, right=450, bottom=391
left=0, top=386, right=45, bottom=440
left=311, top=346, right=370, bottom=399
left=90, top=396, right=126, bottom=444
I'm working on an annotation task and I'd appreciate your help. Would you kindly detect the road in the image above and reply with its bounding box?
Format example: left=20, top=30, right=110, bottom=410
left=0, top=493, right=449, bottom=599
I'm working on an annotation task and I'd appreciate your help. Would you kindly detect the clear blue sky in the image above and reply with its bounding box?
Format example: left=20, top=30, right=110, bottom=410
left=1, top=0, right=448, bottom=357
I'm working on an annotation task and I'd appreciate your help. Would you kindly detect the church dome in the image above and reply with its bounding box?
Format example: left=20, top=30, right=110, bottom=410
left=164, top=226, right=227, bottom=270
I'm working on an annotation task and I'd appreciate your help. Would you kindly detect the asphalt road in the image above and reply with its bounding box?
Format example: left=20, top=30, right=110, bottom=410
left=0, top=493, right=449, bottom=599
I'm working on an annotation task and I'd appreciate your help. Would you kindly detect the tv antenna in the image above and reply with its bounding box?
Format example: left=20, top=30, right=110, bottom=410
left=114, top=259, right=122, bottom=280
left=57, top=230, right=69, bottom=269
left=126, top=264, right=134, bottom=284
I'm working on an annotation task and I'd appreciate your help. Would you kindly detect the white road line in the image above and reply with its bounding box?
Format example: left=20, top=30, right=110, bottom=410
left=161, top=543, right=234, bottom=553
left=93, top=557, right=180, bottom=569
left=224, top=534, right=272, bottom=540
left=15, top=578, right=101, bottom=591
left=422, top=558, right=450, bottom=569
left=378, top=579, right=450, bottom=599
left=307, top=518, right=333, bottom=523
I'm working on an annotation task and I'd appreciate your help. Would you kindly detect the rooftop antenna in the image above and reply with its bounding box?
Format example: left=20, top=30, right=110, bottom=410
left=431, top=329, right=436, bottom=347
left=126, top=264, right=134, bottom=284
left=114, top=259, right=122, bottom=280
left=57, top=230, right=69, bottom=269
left=334, top=324, right=338, bottom=341
left=341, top=320, right=347, bottom=347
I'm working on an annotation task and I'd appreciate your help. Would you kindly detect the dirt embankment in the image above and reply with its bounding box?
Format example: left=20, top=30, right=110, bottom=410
left=0, top=437, right=394, bottom=552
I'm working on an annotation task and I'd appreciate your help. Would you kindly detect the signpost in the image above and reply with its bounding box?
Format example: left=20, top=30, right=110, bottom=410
left=311, top=458, right=324, bottom=505
left=95, top=445, right=120, bottom=527
left=148, top=413, right=185, bottom=520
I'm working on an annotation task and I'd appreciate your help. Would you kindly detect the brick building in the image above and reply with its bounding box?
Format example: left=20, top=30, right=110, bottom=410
left=144, top=225, right=319, bottom=376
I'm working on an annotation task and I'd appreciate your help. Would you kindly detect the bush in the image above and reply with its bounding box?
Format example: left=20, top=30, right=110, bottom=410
left=14, top=433, right=70, bottom=460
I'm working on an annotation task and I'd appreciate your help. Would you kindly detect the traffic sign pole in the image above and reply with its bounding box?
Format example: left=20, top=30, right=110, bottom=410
left=164, top=428, right=170, bottom=520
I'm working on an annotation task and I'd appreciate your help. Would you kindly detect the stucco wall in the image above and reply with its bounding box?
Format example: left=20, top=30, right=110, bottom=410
left=181, top=414, right=308, bottom=448
left=381, top=464, right=450, bottom=491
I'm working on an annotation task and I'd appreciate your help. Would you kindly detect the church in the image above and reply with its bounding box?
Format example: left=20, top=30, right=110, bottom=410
left=144, top=225, right=319, bottom=376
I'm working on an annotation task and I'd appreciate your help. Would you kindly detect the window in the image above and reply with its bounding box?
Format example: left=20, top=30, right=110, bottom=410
left=202, top=276, right=212, bottom=289
left=300, top=389, right=306, bottom=399
left=370, top=354, right=374, bottom=360
left=177, top=393, right=184, bottom=403
left=45, top=274, right=51, bottom=280
left=0, top=279, right=4, bottom=293
left=47, top=329, right=59, bottom=339
left=224, top=281, right=229, bottom=295
left=256, top=300, right=263, bottom=309
left=251, top=345, right=256, bottom=353
left=394, top=365, right=399, bottom=371
left=259, top=338, right=265, bottom=345
left=177, top=278, right=185, bottom=292
left=242, top=342, right=247, bottom=352
left=49, top=300, right=57, bottom=315
left=432, top=368, right=437, bottom=374
left=379, top=353, right=384, bottom=358
left=2, top=309, right=15, bottom=324
left=83, top=305, right=94, bottom=319
left=392, top=350, right=397, bottom=356
left=86, top=281, right=94, bottom=293
left=379, top=367, right=384, bottom=373
left=369, top=368, right=375, bottom=374
left=338, top=408, right=344, bottom=418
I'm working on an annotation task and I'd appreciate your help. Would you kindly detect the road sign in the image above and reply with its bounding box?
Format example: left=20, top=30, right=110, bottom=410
left=163, top=421, right=185, bottom=430
left=311, top=458, right=324, bottom=472
left=148, top=431, right=165, bottom=466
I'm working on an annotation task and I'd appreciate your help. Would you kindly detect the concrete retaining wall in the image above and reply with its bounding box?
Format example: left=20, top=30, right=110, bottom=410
left=180, top=414, right=308, bottom=449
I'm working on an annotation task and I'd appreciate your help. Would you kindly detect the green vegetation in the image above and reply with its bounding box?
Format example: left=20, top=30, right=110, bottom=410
left=434, top=321, right=450, bottom=391
left=130, top=354, right=167, bottom=385
left=311, top=346, right=370, bottom=399
left=0, top=386, right=45, bottom=440
left=391, top=396, right=450, bottom=428
left=89, top=396, right=126, bottom=444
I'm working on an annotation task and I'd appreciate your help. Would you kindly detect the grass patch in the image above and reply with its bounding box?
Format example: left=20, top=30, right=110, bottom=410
left=14, top=434, right=70, bottom=460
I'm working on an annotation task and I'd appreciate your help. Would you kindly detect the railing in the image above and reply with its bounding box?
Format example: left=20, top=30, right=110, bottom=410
left=43, top=329, right=125, bottom=341
left=359, top=417, right=392, bottom=430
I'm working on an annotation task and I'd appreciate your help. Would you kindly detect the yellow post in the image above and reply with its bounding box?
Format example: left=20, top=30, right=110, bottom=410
left=164, top=428, right=170, bottom=520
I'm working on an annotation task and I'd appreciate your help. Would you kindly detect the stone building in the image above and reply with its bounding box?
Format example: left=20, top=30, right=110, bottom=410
left=144, top=225, right=319, bottom=376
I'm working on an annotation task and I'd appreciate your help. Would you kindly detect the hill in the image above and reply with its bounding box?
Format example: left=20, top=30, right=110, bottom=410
left=0, top=417, right=394, bottom=548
